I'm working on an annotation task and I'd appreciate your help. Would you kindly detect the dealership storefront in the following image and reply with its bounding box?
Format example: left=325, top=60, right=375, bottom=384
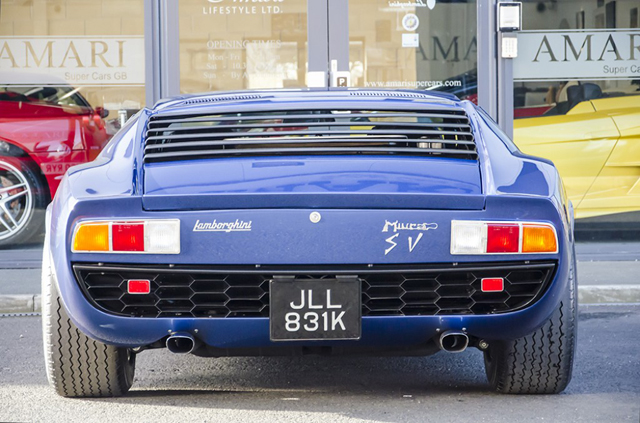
left=0, top=0, right=639, bottom=248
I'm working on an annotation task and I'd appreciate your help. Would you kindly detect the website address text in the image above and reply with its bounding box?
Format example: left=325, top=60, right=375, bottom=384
left=365, top=80, right=462, bottom=89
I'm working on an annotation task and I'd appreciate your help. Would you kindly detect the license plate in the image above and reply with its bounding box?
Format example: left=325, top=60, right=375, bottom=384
left=270, top=278, right=361, bottom=341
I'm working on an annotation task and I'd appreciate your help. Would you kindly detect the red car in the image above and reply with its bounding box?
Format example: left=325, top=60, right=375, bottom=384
left=0, top=81, right=110, bottom=246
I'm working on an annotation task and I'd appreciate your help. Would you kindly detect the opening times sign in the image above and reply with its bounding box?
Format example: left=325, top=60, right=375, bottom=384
left=514, top=30, right=640, bottom=81
left=0, top=36, right=145, bottom=86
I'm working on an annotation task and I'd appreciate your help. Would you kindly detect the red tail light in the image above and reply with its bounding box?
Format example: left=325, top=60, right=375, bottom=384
left=112, top=223, right=145, bottom=252
left=486, top=224, right=519, bottom=253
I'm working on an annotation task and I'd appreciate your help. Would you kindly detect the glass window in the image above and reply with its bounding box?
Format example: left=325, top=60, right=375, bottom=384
left=0, top=85, right=90, bottom=109
left=348, top=0, right=478, bottom=100
left=512, top=0, right=640, bottom=239
left=0, top=0, right=145, bottom=249
left=178, top=0, right=309, bottom=93
left=514, top=0, right=640, bottom=119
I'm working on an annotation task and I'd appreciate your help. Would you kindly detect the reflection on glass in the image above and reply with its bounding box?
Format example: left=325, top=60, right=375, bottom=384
left=178, top=0, right=308, bottom=93
left=348, top=0, right=477, bottom=101
left=0, top=1, right=145, bottom=248
left=513, top=0, right=640, bottom=238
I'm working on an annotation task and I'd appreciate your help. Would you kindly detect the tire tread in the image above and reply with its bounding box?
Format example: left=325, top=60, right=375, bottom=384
left=486, top=262, right=577, bottom=395
left=42, top=249, right=134, bottom=398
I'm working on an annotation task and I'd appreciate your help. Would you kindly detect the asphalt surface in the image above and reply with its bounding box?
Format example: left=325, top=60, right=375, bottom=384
left=0, top=304, right=638, bottom=423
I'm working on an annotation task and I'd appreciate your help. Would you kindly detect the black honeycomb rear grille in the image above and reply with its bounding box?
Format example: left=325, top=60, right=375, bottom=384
left=74, top=262, right=555, bottom=318
left=144, top=108, right=476, bottom=163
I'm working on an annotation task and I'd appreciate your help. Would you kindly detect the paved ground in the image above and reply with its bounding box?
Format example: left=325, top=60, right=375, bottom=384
left=0, top=242, right=42, bottom=269
left=0, top=304, right=638, bottom=423
left=0, top=269, right=41, bottom=295
left=575, top=241, right=640, bottom=261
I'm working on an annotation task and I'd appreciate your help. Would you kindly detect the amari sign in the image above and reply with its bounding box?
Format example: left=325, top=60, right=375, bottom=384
left=0, top=36, right=145, bottom=86
left=514, top=30, right=640, bottom=81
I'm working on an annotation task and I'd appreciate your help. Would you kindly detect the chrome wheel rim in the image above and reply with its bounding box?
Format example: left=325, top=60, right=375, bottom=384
left=0, top=160, right=33, bottom=241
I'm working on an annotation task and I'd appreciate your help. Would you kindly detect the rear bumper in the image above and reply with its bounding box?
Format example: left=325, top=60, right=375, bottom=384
left=51, top=257, right=570, bottom=350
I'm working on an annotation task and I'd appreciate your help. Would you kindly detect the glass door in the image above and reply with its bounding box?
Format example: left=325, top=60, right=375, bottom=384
left=173, top=0, right=479, bottom=95
left=337, top=0, right=478, bottom=98
left=178, top=0, right=325, bottom=93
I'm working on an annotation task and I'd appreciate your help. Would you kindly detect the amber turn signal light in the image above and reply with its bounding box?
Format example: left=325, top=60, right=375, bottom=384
left=73, top=223, right=110, bottom=252
left=522, top=224, right=558, bottom=253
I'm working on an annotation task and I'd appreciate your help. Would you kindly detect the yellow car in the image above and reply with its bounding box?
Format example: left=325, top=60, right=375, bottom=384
left=514, top=88, right=640, bottom=220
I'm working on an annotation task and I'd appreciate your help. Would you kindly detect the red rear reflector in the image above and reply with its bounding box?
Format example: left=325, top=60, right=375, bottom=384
left=112, top=223, right=145, bottom=252
left=128, top=280, right=150, bottom=294
left=481, top=278, right=504, bottom=292
left=486, top=224, right=519, bottom=253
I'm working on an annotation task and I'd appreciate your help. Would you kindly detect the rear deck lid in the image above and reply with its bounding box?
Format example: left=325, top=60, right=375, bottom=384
left=143, top=156, right=483, bottom=210
left=142, top=97, right=484, bottom=210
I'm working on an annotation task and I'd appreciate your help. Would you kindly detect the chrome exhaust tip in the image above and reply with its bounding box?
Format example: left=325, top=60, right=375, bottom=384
left=438, top=331, right=469, bottom=353
left=166, top=332, right=197, bottom=354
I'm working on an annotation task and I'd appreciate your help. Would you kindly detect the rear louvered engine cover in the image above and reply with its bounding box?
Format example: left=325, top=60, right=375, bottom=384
left=144, top=108, right=477, bottom=162
left=73, top=262, right=555, bottom=318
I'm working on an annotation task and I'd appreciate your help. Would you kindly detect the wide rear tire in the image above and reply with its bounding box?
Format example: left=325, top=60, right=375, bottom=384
left=42, top=245, right=136, bottom=397
left=483, top=261, right=577, bottom=394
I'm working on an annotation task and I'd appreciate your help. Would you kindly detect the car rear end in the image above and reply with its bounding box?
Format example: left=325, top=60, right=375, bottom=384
left=44, top=90, right=575, bottom=397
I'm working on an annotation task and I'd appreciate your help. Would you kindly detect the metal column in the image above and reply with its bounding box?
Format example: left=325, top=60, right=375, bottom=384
left=477, top=0, right=498, bottom=120
left=477, top=0, right=515, bottom=138
left=144, top=0, right=180, bottom=106
left=328, top=0, right=349, bottom=74
left=307, top=0, right=330, bottom=87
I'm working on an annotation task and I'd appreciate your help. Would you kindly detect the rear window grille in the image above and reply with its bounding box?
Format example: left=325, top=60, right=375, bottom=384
left=183, top=94, right=263, bottom=105
left=349, top=91, right=438, bottom=99
left=144, top=109, right=476, bottom=163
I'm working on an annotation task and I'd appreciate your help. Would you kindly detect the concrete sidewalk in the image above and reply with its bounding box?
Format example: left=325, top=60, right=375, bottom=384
left=1, top=243, right=640, bottom=313
left=574, top=241, right=640, bottom=304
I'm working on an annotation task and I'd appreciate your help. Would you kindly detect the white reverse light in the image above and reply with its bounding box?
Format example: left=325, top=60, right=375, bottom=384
left=451, top=221, right=486, bottom=254
left=144, top=220, right=181, bottom=254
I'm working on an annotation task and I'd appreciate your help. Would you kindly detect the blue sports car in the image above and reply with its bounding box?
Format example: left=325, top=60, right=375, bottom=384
left=41, top=89, right=576, bottom=397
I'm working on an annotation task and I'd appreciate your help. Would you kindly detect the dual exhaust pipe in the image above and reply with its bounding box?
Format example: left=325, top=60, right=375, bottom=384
left=167, top=330, right=470, bottom=355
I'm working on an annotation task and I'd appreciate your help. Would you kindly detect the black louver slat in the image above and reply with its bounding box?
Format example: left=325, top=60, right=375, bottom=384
left=144, top=109, right=477, bottom=163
